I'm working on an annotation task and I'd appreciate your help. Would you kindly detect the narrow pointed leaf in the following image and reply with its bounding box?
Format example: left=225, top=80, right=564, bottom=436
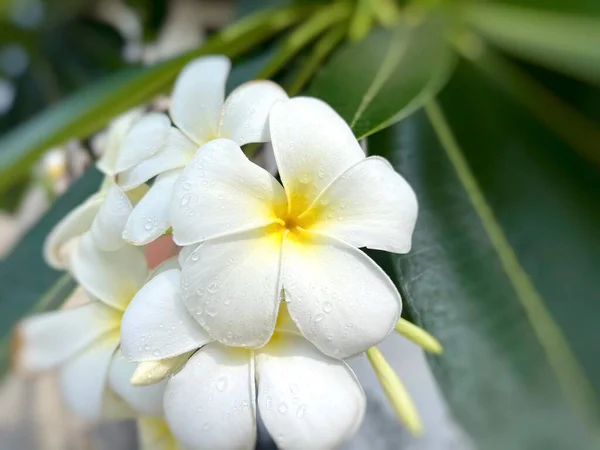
left=309, top=13, right=455, bottom=139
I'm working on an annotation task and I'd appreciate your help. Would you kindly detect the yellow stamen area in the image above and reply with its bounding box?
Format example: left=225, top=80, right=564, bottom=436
left=366, top=346, right=423, bottom=436
left=395, top=318, right=443, bottom=355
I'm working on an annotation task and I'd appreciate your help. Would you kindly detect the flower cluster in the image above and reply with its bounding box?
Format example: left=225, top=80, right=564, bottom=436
left=15, top=55, right=439, bottom=449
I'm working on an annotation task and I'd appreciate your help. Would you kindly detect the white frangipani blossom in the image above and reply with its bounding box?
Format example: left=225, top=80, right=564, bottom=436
left=44, top=109, right=150, bottom=269
left=18, top=234, right=166, bottom=419
left=120, top=269, right=365, bottom=450
left=115, top=55, right=288, bottom=245
left=170, top=97, right=418, bottom=358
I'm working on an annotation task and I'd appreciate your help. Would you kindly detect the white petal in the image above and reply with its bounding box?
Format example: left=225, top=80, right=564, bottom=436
left=71, top=233, right=148, bottom=310
left=219, top=80, right=288, bottom=146
left=121, top=269, right=212, bottom=362
left=164, top=343, right=256, bottom=450
left=170, top=138, right=286, bottom=246
left=303, top=157, right=418, bottom=253
left=269, top=97, right=364, bottom=215
left=180, top=228, right=283, bottom=348
left=115, top=112, right=172, bottom=173
left=124, top=169, right=181, bottom=245
left=138, top=417, right=179, bottom=450
left=282, top=231, right=400, bottom=358
left=256, top=334, right=365, bottom=450
left=108, top=349, right=167, bottom=416
left=43, top=194, right=103, bottom=269
left=90, top=185, right=134, bottom=251
left=170, top=55, right=230, bottom=144
left=16, top=301, right=120, bottom=372
left=97, top=108, right=144, bottom=176
left=178, top=244, right=198, bottom=267
left=59, top=337, right=118, bottom=420
left=118, top=127, right=196, bottom=190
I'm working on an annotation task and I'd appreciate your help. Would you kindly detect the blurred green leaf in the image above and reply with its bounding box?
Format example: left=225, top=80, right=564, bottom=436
left=467, top=2, right=600, bottom=85
left=0, top=4, right=309, bottom=193
left=0, top=166, right=102, bottom=376
left=369, top=61, right=600, bottom=449
left=309, top=13, right=455, bottom=139
left=0, top=17, right=125, bottom=134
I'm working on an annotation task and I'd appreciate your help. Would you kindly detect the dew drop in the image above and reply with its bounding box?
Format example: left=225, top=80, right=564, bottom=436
left=216, top=377, right=228, bottom=392
left=315, top=314, right=324, bottom=322
left=278, top=403, right=288, bottom=414
left=296, top=405, right=306, bottom=418
left=323, top=302, right=333, bottom=313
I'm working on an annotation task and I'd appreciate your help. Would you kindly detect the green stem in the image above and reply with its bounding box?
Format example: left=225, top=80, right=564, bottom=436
left=286, top=24, right=347, bottom=96
left=453, top=34, right=600, bottom=166
left=255, top=2, right=352, bottom=81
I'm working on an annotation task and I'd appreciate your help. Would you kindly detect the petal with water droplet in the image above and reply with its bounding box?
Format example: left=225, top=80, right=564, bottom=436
left=255, top=333, right=365, bottom=450
left=302, top=156, right=418, bottom=253
left=124, top=169, right=182, bottom=246
left=282, top=231, right=401, bottom=358
left=219, top=80, right=288, bottom=146
left=269, top=97, right=364, bottom=216
left=170, top=56, right=230, bottom=145
left=164, top=343, right=256, bottom=449
left=170, top=138, right=286, bottom=246
left=121, top=269, right=212, bottom=362
left=180, top=227, right=283, bottom=348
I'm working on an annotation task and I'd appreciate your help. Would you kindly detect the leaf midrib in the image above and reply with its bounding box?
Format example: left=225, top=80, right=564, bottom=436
left=424, top=100, right=600, bottom=432
left=349, top=26, right=409, bottom=129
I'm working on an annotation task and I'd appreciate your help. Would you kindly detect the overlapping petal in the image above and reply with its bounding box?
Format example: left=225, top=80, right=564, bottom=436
left=97, top=109, right=144, bottom=176
left=121, top=269, right=212, bottom=362
left=282, top=231, right=401, bottom=358
left=255, top=334, right=365, bottom=450
left=115, top=112, right=172, bottom=173
left=170, top=55, right=230, bottom=144
left=170, top=139, right=286, bottom=246
left=90, top=185, right=135, bottom=251
left=108, top=349, right=167, bottom=416
left=43, top=194, right=103, bottom=269
left=71, top=233, right=148, bottom=310
left=17, top=301, right=119, bottom=371
left=180, top=228, right=283, bottom=348
left=164, top=343, right=256, bottom=450
left=269, top=97, right=365, bottom=215
left=124, top=169, right=182, bottom=245
left=117, top=127, right=197, bottom=190
left=302, top=156, right=418, bottom=253
left=219, top=81, right=287, bottom=146
left=59, top=337, right=119, bottom=420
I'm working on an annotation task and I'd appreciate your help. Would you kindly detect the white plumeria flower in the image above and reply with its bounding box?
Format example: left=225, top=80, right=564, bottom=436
left=18, top=235, right=166, bottom=419
left=44, top=109, right=150, bottom=269
left=120, top=268, right=365, bottom=450
left=169, top=97, right=418, bottom=358
left=114, top=55, right=288, bottom=245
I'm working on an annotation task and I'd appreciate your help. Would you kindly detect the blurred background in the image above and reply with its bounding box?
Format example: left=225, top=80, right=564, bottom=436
left=0, top=0, right=598, bottom=449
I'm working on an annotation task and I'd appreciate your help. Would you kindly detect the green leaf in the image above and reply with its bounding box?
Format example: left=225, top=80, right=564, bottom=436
left=0, top=4, right=310, bottom=193
left=467, top=2, right=600, bottom=85
left=309, top=13, right=455, bottom=139
left=0, top=167, right=103, bottom=376
left=369, top=61, right=600, bottom=449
